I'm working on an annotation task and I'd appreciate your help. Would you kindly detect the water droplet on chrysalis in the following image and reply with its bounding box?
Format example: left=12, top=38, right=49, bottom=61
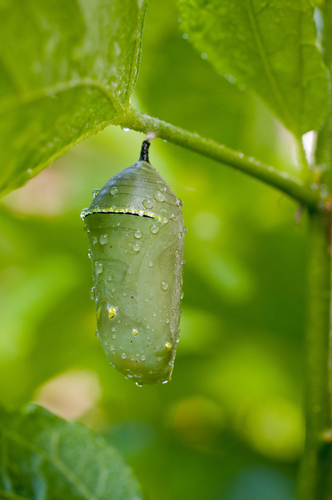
left=95, top=261, right=103, bottom=274
left=153, top=191, right=165, bottom=202
left=161, top=281, right=169, bottom=291
left=143, top=198, right=154, bottom=209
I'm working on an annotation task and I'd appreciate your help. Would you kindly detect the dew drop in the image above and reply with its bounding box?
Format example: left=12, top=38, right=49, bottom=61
left=150, top=225, right=159, bottom=234
left=90, top=287, right=95, bottom=300
left=121, top=353, right=126, bottom=359
left=95, top=330, right=99, bottom=338
left=134, top=229, right=143, bottom=239
left=153, top=191, right=165, bottom=202
left=133, top=243, right=141, bottom=252
left=143, top=198, right=154, bottom=209
left=100, top=234, right=108, bottom=245
left=92, top=236, right=98, bottom=245
left=161, top=281, right=169, bottom=291
left=92, top=189, right=99, bottom=198
left=133, top=329, right=138, bottom=336
left=110, top=187, right=119, bottom=195
left=95, top=261, right=103, bottom=274
left=141, top=355, right=146, bottom=361
left=148, top=261, right=153, bottom=267
left=165, top=342, right=172, bottom=349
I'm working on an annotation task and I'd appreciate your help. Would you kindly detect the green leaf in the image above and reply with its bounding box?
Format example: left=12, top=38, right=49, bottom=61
left=178, top=0, right=328, bottom=136
left=0, top=0, right=148, bottom=196
left=0, top=405, right=142, bottom=500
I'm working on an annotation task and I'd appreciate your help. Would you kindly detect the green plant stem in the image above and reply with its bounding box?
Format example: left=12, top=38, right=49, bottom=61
left=297, top=2, right=332, bottom=498
left=118, top=106, right=322, bottom=210
left=297, top=210, right=332, bottom=500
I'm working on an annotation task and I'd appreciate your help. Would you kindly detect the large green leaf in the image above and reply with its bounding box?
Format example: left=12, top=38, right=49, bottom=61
left=0, top=0, right=147, bottom=196
left=0, top=405, right=142, bottom=500
left=178, top=0, right=328, bottom=137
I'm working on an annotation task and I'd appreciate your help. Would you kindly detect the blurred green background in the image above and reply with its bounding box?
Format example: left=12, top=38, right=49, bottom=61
left=0, top=1, right=309, bottom=499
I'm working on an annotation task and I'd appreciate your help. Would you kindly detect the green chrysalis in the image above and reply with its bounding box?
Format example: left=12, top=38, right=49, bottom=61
left=81, top=140, right=185, bottom=385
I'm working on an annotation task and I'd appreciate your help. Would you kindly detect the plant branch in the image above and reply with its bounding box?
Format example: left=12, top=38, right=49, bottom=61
left=297, top=210, right=332, bottom=500
left=118, top=107, right=323, bottom=210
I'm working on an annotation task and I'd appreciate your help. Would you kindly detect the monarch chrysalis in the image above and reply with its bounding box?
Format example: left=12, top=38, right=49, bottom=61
left=81, top=140, right=185, bottom=385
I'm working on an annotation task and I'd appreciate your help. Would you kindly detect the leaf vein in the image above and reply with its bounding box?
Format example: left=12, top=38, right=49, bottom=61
left=0, top=428, right=99, bottom=500
left=246, top=0, right=297, bottom=133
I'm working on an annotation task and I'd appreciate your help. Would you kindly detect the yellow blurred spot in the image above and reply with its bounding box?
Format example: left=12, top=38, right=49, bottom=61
left=108, top=306, right=116, bottom=319
left=312, top=167, right=322, bottom=184
left=132, top=329, right=138, bottom=336
left=97, top=307, right=101, bottom=319
left=244, top=398, right=305, bottom=461
left=165, top=342, right=172, bottom=349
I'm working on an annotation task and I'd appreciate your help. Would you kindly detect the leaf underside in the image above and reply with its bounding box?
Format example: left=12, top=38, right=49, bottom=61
left=178, top=0, right=328, bottom=137
left=0, top=0, right=148, bottom=196
left=0, top=405, right=142, bottom=500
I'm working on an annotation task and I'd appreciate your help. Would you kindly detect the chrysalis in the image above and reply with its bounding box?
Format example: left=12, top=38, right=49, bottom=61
left=81, top=140, right=185, bottom=385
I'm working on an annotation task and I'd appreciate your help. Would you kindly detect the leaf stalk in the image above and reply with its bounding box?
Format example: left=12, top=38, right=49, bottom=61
left=119, top=107, right=324, bottom=210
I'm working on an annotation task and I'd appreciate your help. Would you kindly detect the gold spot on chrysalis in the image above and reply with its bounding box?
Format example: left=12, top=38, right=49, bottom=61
left=108, top=307, right=117, bottom=319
